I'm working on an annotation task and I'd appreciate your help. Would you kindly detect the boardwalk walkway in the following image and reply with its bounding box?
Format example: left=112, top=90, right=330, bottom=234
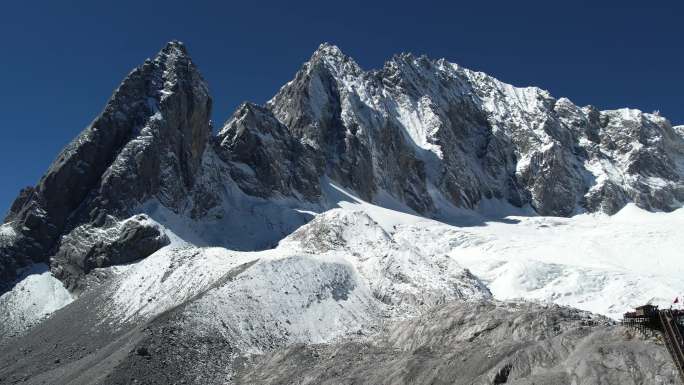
left=658, top=309, right=684, bottom=384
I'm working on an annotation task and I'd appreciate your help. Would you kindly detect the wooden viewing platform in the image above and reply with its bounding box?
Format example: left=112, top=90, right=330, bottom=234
left=622, top=305, right=684, bottom=384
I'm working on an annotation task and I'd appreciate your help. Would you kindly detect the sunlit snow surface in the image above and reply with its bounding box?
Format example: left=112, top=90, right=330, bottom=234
left=2, top=184, right=681, bottom=342
left=98, top=205, right=491, bottom=349
left=0, top=264, right=73, bottom=337
left=321, top=182, right=684, bottom=320
left=363, top=201, right=684, bottom=320
left=0, top=223, right=17, bottom=247
left=0, top=224, right=75, bottom=337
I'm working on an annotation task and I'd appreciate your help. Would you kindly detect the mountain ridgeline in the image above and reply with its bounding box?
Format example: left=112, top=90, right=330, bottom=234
left=0, top=41, right=683, bottom=385
left=1, top=41, right=683, bottom=291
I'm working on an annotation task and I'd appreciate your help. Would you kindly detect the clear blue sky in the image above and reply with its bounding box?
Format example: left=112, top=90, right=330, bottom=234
left=1, top=0, right=682, bottom=215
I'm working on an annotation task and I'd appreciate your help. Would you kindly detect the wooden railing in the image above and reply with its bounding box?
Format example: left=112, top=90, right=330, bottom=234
left=658, top=310, right=684, bottom=384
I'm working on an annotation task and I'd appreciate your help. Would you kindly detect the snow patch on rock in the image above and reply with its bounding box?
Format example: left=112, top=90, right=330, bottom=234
left=0, top=223, right=17, bottom=247
left=0, top=264, right=73, bottom=338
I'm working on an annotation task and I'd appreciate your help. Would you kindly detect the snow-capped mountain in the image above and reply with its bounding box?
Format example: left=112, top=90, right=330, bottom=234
left=0, top=41, right=682, bottom=384
left=263, top=43, right=683, bottom=217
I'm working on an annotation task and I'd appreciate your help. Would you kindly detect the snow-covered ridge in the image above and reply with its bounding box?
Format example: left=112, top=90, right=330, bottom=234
left=95, top=206, right=490, bottom=328
left=3, top=41, right=683, bottom=327
left=261, top=42, right=683, bottom=219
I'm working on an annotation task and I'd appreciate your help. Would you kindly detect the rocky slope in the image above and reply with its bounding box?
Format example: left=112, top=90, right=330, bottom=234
left=0, top=41, right=682, bottom=384
left=238, top=301, right=677, bottom=385
left=0, top=209, right=493, bottom=384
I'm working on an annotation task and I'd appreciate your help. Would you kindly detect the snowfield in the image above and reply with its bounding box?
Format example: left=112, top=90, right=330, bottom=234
left=378, top=203, right=684, bottom=320
left=102, top=188, right=684, bottom=329
left=97, top=206, right=491, bottom=344
left=325, top=181, right=684, bottom=320
left=1, top=188, right=681, bottom=341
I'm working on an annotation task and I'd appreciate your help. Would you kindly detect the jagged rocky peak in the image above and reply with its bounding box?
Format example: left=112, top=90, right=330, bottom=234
left=215, top=102, right=323, bottom=199
left=0, top=41, right=211, bottom=290
left=266, top=44, right=433, bottom=208
left=310, top=42, right=355, bottom=65
left=261, top=42, right=683, bottom=217
left=266, top=42, right=362, bottom=148
left=291, top=42, right=365, bottom=84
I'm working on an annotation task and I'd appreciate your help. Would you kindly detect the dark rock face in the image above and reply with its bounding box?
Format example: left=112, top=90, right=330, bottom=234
left=0, top=41, right=210, bottom=291
left=264, top=44, right=683, bottom=217
left=87, top=41, right=211, bottom=217
left=516, top=142, right=587, bottom=216
left=267, top=46, right=434, bottom=211
left=52, top=215, right=169, bottom=290
left=216, top=102, right=323, bottom=200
